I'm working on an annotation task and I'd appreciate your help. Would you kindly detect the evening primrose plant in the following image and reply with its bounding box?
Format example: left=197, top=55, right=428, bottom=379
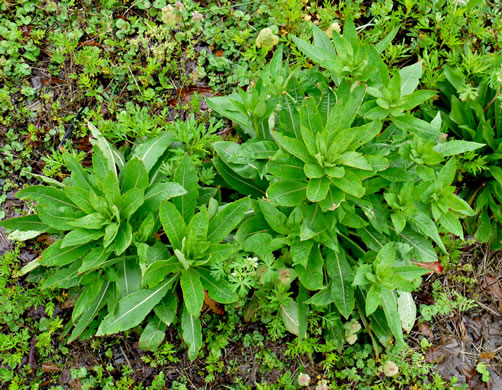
left=208, top=21, right=480, bottom=348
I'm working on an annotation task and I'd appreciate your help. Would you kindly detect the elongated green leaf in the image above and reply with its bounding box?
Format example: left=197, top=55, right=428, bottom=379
left=180, top=270, right=204, bottom=316
left=331, top=170, right=365, bottom=198
left=38, top=205, right=85, bottom=231
left=213, top=157, right=267, bottom=197
left=207, top=197, right=250, bottom=243
left=181, top=304, right=202, bottom=361
left=398, top=230, right=437, bottom=263
left=117, top=258, right=141, bottom=297
left=121, top=188, right=145, bottom=219
left=439, top=213, right=464, bottom=239
left=274, top=132, right=313, bottom=163
left=307, top=177, right=330, bottom=202
left=97, top=276, right=175, bottom=335
left=64, top=152, right=98, bottom=192
left=65, top=186, right=94, bottom=214
left=68, top=213, right=107, bottom=230
left=114, top=223, right=132, bottom=256
left=280, top=301, right=299, bottom=336
left=410, top=212, right=446, bottom=253
left=290, top=238, right=313, bottom=267
left=141, top=182, right=187, bottom=215
left=72, top=277, right=105, bottom=321
left=17, top=186, right=78, bottom=210
left=296, top=246, right=324, bottom=290
left=392, top=115, right=441, bottom=139
left=42, top=261, right=82, bottom=289
left=143, top=257, right=180, bottom=288
left=154, top=293, right=178, bottom=326
left=326, top=249, right=354, bottom=319
left=120, top=158, right=149, bottom=192
left=267, top=153, right=306, bottom=179
left=258, top=199, right=289, bottom=235
left=131, top=132, right=177, bottom=173
left=397, top=291, right=416, bottom=334
left=41, top=241, right=91, bottom=267
left=433, top=140, right=485, bottom=156
left=173, top=154, right=199, bottom=223
left=195, top=268, right=238, bottom=304
left=375, top=27, right=399, bottom=53
left=304, top=286, right=333, bottom=306
left=291, top=35, right=336, bottom=71
left=61, top=228, right=103, bottom=248
left=267, top=180, right=307, bottom=207
left=381, top=289, right=404, bottom=345
left=88, top=122, right=124, bottom=173
left=159, top=201, right=186, bottom=249
left=68, top=281, right=110, bottom=343
left=78, top=246, right=113, bottom=273
left=0, top=215, right=50, bottom=233
left=139, top=315, right=167, bottom=351
left=399, top=61, right=422, bottom=96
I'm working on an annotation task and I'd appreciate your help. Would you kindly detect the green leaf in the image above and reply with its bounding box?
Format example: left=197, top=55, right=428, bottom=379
left=40, top=241, right=91, bottom=267
left=65, top=186, right=94, bottom=214
left=42, top=261, right=82, bottom=289
left=365, top=284, right=381, bottom=316
left=274, top=132, right=314, bottom=163
left=120, top=158, right=149, bottom=192
left=381, top=289, right=404, bottom=345
left=181, top=303, right=202, bottom=361
left=392, top=115, right=441, bottom=139
left=103, top=171, right=121, bottom=205
left=114, top=223, right=132, bottom=256
left=291, top=35, right=336, bottom=71
left=78, top=246, right=113, bottom=273
left=159, top=201, right=187, bottom=249
left=139, top=316, right=167, bottom=351
left=16, top=186, right=78, bottom=210
left=38, top=205, right=83, bottom=231
left=398, top=61, right=422, bottom=96
left=267, top=153, right=306, bottom=180
left=490, top=166, right=502, bottom=188
left=439, top=213, right=464, bottom=239
left=397, top=291, right=416, bottom=334
left=72, top=277, right=105, bottom=321
left=97, top=276, right=175, bottom=335
left=290, top=238, right=313, bottom=267
left=398, top=230, right=438, bottom=263
left=212, top=157, right=267, bottom=197
left=280, top=300, right=299, bottom=336
left=433, top=140, right=485, bottom=156
left=266, top=180, right=307, bottom=207
left=207, top=197, right=249, bottom=243
left=331, top=170, right=365, bottom=198
left=143, top=257, right=180, bottom=288
left=68, top=213, right=107, bottom=230
left=117, top=258, right=141, bottom=297
left=306, top=177, right=330, bottom=202
left=258, top=199, right=289, bottom=235
left=88, top=122, right=124, bottom=173
left=121, top=188, right=145, bottom=219
left=154, top=293, right=178, bottom=326
left=375, top=27, right=399, bottom=53
left=297, top=286, right=309, bottom=341
left=0, top=215, right=50, bottom=233
left=326, top=248, right=355, bottom=319
left=296, top=246, right=324, bottom=290
left=195, top=268, right=238, bottom=304
left=180, top=270, right=204, bottom=317
left=64, top=152, right=97, bottom=193
left=68, top=281, right=110, bottom=343
left=173, top=155, right=199, bottom=223
left=304, top=287, right=333, bottom=306
left=139, top=182, right=187, bottom=220
left=61, top=229, right=103, bottom=248
left=131, top=132, right=177, bottom=173
left=410, top=212, right=447, bottom=253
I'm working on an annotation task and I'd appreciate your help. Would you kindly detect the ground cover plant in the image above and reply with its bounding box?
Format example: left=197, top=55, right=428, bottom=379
left=1, top=0, right=502, bottom=388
